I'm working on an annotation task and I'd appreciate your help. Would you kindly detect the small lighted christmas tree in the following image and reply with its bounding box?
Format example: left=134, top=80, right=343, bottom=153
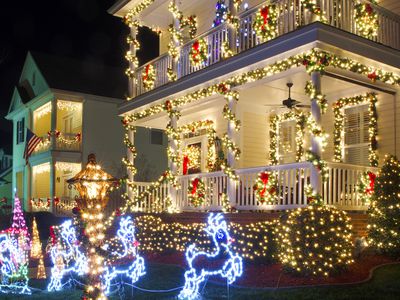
left=31, top=217, right=46, bottom=279
left=37, top=257, right=47, bottom=279
left=368, top=155, right=400, bottom=256
left=10, top=194, right=30, bottom=254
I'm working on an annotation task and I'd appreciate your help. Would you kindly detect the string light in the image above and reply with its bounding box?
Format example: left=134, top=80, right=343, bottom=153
left=253, top=5, right=278, bottom=42
left=253, top=171, right=277, bottom=205
left=354, top=2, right=379, bottom=38
left=178, top=213, right=243, bottom=299
left=30, top=217, right=46, bottom=279
left=34, top=102, right=52, bottom=119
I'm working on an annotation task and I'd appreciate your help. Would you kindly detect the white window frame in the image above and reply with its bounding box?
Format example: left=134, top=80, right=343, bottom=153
left=278, top=119, right=296, bottom=164
left=182, top=135, right=208, bottom=174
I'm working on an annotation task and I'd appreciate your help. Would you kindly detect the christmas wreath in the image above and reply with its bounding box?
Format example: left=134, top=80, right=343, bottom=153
left=253, top=171, right=277, bottom=205
left=355, top=2, right=378, bottom=39
left=189, top=38, right=208, bottom=67
left=357, top=171, right=376, bottom=205
left=188, top=177, right=206, bottom=207
left=142, top=64, right=156, bottom=90
left=253, top=5, right=278, bottom=42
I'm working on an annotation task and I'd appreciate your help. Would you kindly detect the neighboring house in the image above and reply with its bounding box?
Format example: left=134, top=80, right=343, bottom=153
left=5, top=52, right=129, bottom=214
left=0, top=147, right=13, bottom=205
left=109, top=0, right=400, bottom=212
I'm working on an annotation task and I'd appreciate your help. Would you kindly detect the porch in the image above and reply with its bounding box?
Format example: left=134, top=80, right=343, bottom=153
left=133, top=161, right=378, bottom=212
left=127, top=0, right=400, bottom=97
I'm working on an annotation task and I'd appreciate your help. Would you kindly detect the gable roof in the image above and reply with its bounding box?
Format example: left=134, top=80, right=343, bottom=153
left=29, top=51, right=127, bottom=99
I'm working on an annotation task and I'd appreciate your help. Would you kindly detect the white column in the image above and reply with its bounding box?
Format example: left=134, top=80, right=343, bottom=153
left=310, top=71, right=322, bottom=194
left=226, top=94, right=238, bottom=205
left=127, top=127, right=136, bottom=202
left=172, top=0, right=181, bottom=78
left=168, top=113, right=179, bottom=208
left=51, top=98, right=57, bottom=149
left=128, top=21, right=138, bottom=99
left=49, top=158, right=56, bottom=214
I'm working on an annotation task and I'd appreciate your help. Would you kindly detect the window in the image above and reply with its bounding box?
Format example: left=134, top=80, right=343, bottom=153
left=16, top=118, right=25, bottom=144
left=343, top=105, right=369, bottom=165
left=278, top=120, right=296, bottom=163
left=150, top=129, right=163, bottom=145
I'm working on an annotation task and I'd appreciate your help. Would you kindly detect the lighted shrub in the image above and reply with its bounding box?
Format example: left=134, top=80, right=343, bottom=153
left=368, top=155, right=400, bottom=256
left=278, top=205, right=354, bottom=276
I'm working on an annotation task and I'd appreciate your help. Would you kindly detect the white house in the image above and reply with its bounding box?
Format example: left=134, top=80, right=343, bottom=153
left=108, top=0, right=400, bottom=212
left=5, top=52, right=128, bottom=214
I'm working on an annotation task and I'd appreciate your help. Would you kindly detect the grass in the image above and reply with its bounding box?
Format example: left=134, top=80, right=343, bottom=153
left=1, top=263, right=399, bottom=300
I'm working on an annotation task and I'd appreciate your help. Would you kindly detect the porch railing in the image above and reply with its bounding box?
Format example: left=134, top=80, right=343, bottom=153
left=32, top=133, right=81, bottom=155
left=134, top=0, right=400, bottom=97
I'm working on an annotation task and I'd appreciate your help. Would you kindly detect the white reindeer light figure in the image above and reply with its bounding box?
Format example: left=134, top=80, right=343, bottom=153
left=102, top=216, right=146, bottom=295
left=179, top=213, right=243, bottom=300
left=47, top=220, right=88, bottom=291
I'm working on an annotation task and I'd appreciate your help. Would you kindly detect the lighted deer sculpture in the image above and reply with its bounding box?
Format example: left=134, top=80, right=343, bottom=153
left=102, top=216, right=146, bottom=295
left=47, top=220, right=88, bottom=291
left=0, top=233, right=31, bottom=294
left=179, top=213, right=243, bottom=300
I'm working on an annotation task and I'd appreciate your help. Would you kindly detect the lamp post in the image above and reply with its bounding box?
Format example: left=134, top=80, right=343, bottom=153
left=67, top=154, right=117, bottom=300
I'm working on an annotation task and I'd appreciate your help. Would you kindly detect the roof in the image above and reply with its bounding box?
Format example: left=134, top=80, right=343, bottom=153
left=30, top=51, right=127, bottom=99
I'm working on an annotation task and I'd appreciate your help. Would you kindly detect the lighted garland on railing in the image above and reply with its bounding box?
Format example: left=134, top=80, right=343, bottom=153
left=302, top=0, right=327, bottom=23
left=333, top=93, right=378, bottom=166
left=189, top=38, right=208, bottom=67
left=123, top=0, right=156, bottom=20
left=254, top=5, right=278, bottom=42
left=221, top=41, right=233, bottom=59
left=305, top=150, right=329, bottom=181
left=305, top=80, right=328, bottom=113
left=354, top=2, right=379, bottom=39
left=269, top=110, right=307, bottom=165
left=142, top=64, right=156, bottom=90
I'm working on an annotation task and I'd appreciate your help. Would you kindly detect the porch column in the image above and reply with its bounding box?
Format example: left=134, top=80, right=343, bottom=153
left=310, top=71, right=322, bottom=194
left=127, top=19, right=138, bottom=99
left=227, top=0, right=238, bottom=54
left=226, top=92, right=238, bottom=205
left=51, top=98, right=57, bottom=149
left=171, top=0, right=181, bottom=79
left=49, top=158, right=56, bottom=214
left=168, top=112, right=179, bottom=209
left=127, top=126, right=136, bottom=202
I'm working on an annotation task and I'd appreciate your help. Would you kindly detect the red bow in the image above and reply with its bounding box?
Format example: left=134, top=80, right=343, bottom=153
left=183, top=155, right=189, bottom=175
left=191, top=178, right=200, bottom=195
left=260, top=7, right=269, bottom=28
left=259, top=172, right=269, bottom=197
left=366, top=172, right=376, bottom=195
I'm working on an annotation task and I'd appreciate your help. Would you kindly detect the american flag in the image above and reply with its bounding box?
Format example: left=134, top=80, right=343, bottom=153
left=24, top=129, right=42, bottom=164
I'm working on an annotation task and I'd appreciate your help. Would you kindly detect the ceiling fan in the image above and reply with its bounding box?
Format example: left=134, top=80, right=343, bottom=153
left=265, top=83, right=310, bottom=109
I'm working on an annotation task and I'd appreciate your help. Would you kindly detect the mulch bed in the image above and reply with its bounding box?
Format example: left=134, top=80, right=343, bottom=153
left=144, top=252, right=397, bottom=288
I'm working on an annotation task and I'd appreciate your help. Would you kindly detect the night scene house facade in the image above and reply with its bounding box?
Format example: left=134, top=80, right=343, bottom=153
left=109, top=0, right=400, bottom=213
left=5, top=52, right=128, bottom=215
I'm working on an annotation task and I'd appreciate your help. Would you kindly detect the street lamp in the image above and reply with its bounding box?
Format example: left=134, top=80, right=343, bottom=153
left=67, top=153, right=117, bottom=300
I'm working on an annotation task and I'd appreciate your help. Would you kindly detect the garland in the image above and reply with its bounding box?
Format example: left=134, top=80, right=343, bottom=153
left=304, top=184, right=323, bottom=205
left=302, top=0, right=327, bottom=23
left=253, top=5, right=278, bottom=42
left=269, top=110, right=307, bottom=165
left=142, top=64, right=156, bottom=90
left=253, top=171, right=277, bottom=205
left=190, top=38, right=208, bottom=67
left=333, top=93, right=378, bottom=166
left=305, top=80, right=328, bottom=113
left=305, top=150, right=329, bottom=181
left=221, top=41, right=233, bottom=59
left=188, top=178, right=206, bottom=207
left=354, top=2, right=379, bottom=39
left=221, top=133, right=240, bottom=160
left=357, top=171, right=376, bottom=205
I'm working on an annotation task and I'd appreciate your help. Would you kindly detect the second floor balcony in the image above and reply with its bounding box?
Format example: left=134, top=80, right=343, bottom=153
left=121, top=0, right=400, bottom=97
left=32, top=99, right=83, bottom=154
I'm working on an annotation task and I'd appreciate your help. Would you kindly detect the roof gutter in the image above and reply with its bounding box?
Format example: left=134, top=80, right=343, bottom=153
left=107, top=0, right=130, bottom=15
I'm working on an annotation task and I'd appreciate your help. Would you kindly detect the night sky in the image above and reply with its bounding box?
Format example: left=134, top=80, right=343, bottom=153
left=0, top=0, right=158, bottom=151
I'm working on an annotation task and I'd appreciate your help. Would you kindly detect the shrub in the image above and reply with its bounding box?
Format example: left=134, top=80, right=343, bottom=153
left=368, top=155, right=400, bottom=256
left=278, top=205, right=354, bottom=276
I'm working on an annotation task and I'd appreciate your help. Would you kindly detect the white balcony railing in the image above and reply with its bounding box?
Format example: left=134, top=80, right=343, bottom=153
left=134, top=0, right=400, bottom=97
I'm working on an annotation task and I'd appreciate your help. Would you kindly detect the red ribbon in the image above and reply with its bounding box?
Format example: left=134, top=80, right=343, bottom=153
left=183, top=155, right=189, bottom=175
left=366, top=172, right=376, bottom=195
left=259, top=172, right=269, bottom=197
left=191, top=178, right=200, bottom=195
left=260, top=6, right=269, bottom=28
left=143, top=64, right=151, bottom=81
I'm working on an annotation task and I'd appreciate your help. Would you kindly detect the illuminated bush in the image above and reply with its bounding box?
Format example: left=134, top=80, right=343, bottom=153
left=134, top=215, right=278, bottom=263
left=368, top=155, right=400, bottom=256
left=278, top=205, right=354, bottom=276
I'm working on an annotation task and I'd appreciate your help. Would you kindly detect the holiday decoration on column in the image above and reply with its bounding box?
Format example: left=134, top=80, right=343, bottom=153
left=31, top=217, right=46, bottom=279
left=190, top=38, right=208, bottom=67
left=357, top=171, right=376, bottom=205
left=179, top=213, right=243, bottom=299
left=102, top=216, right=146, bottom=295
left=188, top=178, right=206, bottom=207
left=47, top=221, right=88, bottom=292
left=253, top=171, right=277, bottom=205
left=142, top=64, right=156, bottom=90
left=354, top=2, right=378, bottom=39
left=212, top=0, right=228, bottom=27
left=368, top=155, right=400, bottom=256
left=253, top=5, right=278, bottom=42
left=66, top=154, right=117, bottom=300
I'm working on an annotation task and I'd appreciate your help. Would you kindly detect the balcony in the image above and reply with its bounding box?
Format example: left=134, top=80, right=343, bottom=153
left=132, top=0, right=400, bottom=97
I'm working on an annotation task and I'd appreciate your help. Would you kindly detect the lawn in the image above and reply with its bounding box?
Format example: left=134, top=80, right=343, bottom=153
left=1, top=262, right=399, bottom=300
